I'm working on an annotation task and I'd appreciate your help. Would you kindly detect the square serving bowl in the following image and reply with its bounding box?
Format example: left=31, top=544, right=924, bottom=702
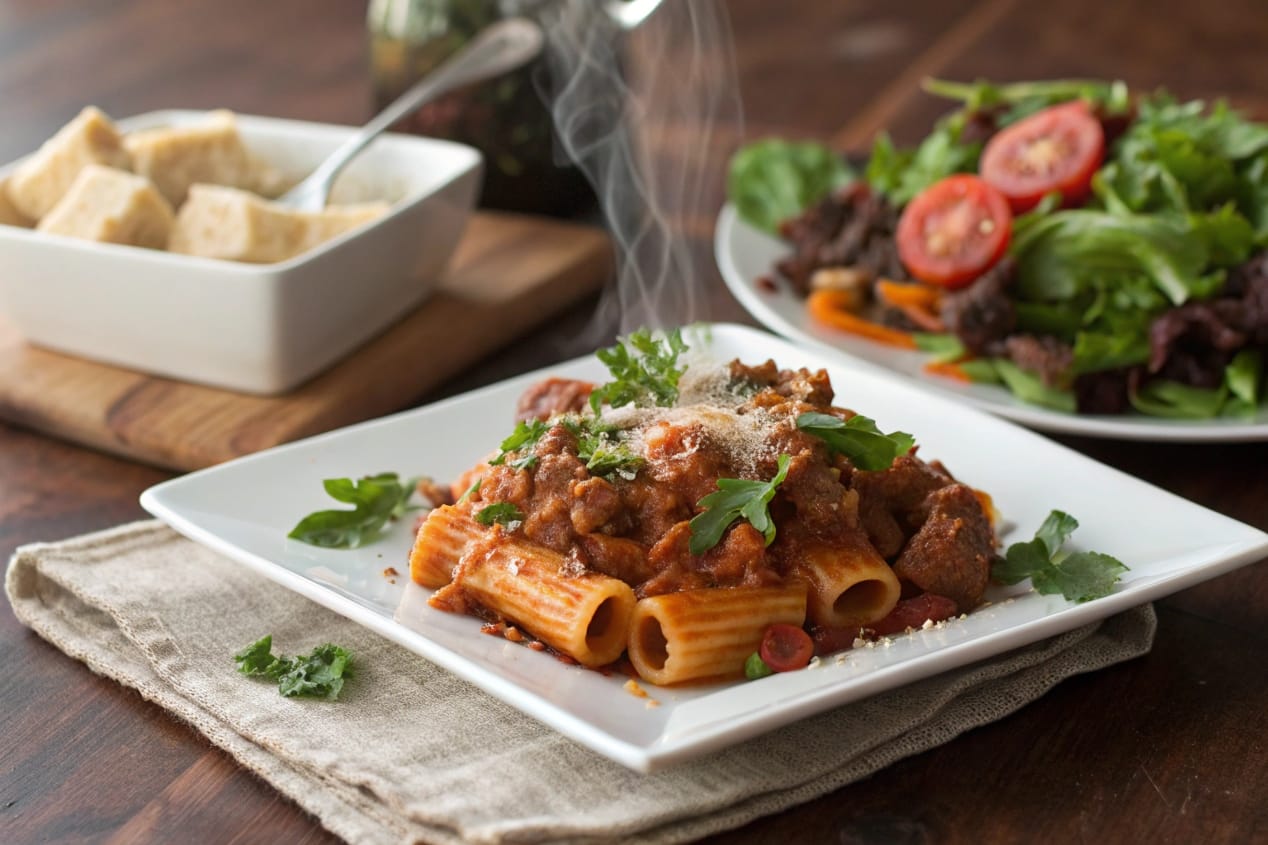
left=0, top=110, right=483, bottom=394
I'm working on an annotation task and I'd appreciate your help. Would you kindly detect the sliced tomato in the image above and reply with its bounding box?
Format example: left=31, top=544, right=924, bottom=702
left=896, top=174, right=1012, bottom=289
left=758, top=623, right=814, bottom=672
left=980, top=100, right=1105, bottom=212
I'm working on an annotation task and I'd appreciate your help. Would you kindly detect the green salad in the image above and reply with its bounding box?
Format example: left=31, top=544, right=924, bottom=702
left=728, top=78, right=1268, bottom=419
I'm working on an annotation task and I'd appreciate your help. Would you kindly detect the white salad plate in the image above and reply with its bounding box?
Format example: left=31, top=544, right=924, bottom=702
left=716, top=204, right=1268, bottom=442
left=141, top=324, right=1268, bottom=772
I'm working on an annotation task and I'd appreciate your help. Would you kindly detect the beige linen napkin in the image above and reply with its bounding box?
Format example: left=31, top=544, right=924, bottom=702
left=6, top=520, right=1155, bottom=845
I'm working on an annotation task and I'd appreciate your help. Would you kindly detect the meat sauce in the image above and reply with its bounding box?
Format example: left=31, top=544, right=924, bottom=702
left=462, top=358, right=999, bottom=616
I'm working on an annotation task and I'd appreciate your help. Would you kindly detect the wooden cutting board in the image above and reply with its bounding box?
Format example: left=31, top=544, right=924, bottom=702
left=0, top=211, right=611, bottom=471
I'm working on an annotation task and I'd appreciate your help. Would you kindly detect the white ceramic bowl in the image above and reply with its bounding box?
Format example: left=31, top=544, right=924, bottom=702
left=0, top=110, right=482, bottom=394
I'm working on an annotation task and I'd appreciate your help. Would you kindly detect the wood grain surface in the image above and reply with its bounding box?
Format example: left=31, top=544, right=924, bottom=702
left=2, top=1, right=1267, bottom=844
left=0, top=212, right=611, bottom=470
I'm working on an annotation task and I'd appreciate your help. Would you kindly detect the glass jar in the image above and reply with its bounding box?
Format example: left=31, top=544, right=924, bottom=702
left=368, top=0, right=619, bottom=216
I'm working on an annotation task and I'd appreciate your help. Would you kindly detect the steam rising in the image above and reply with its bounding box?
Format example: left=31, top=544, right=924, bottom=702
left=532, top=1, right=742, bottom=343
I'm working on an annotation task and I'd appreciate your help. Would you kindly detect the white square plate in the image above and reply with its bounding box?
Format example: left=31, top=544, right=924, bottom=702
left=140, top=324, right=1268, bottom=771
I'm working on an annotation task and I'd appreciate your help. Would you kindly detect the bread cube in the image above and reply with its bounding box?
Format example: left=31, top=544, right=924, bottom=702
left=170, top=184, right=388, bottom=263
left=0, top=179, right=34, bottom=227
left=124, top=110, right=285, bottom=206
left=297, top=202, right=391, bottom=252
left=37, top=165, right=175, bottom=250
left=7, top=107, right=132, bottom=220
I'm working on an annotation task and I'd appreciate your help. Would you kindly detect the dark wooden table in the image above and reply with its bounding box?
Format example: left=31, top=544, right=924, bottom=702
left=3, top=1, right=1267, bottom=842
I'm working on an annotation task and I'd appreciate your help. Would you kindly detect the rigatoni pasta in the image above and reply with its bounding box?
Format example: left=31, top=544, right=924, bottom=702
left=627, top=585, right=807, bottom=685
left=788, top=535, right=902, bottom=629
left=409, top=330, right=1000, bottom=685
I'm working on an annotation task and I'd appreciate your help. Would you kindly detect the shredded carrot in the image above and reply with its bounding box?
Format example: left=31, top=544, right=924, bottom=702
left=922, top=361, right=972, bottom=382
left=896, top=303, right=946, bottom=333
left=807, top=289, right=916, bottom=349
left=874, top=279, right=943, bottom=310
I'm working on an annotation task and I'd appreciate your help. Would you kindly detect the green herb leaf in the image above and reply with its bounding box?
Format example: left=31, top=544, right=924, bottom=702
left=1071, top=330, right=1151, bottom=375
left=234, top=636, right=354, bottom=700
left=1011, top=210, right=1209, bottom=307
left=474, top=502, right=525, bottom=529
left=233, top=635, right=278, bottom=676
left=489, top=419, right=550, bottom=470
left=456, top=478, right=481, bottom=505
left=795, top=412, right=915, bottom=471
left=913, top=332, right=968, bottom=363
left=1225, top=349, right=1263, bottom=406
left=727, top=139, right=854, bottom=233
left=956, top=359, right=1004, bottom=384
left=866, top=123, right=981, bottom=205
left=992, top=360, right=1078, bottom=413
left=922, top=77, right=1130, bottom=115
left=688, top=454, right=791, bottom=556
left=273, top=644, right=354, bottom=700
left=589, top=328, right=689, bottom=413
left=744, top=652, right=774, bottom=680
left=992, top=510, right=1128, bottom=602
left=288, top=473, right=418, bottom=549
left=1128, top=379, right=1229, bottom=419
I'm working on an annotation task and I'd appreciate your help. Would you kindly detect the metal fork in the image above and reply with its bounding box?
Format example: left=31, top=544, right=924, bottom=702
left=276, top=17, right=544, bottom=212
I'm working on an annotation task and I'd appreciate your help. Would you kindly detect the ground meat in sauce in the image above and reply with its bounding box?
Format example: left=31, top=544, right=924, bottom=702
left=456, top=361, right=997, bottom=617
left=515, top=377, right=595, bottom=422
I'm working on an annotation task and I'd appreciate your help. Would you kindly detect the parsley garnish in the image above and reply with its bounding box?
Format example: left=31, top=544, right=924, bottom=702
left=589, top=328, right=689, bottom=413
left=795, top=412, right=915, bottom=471
left=456, top=478, right=481, bottom=504
left=234, top=635, right=353, bottom=700
left=688, top=454, right=791, bottom=555
left=992, top=510, right=1129, bottom=602
left=489, top=419, right=549, bottom=470
left=744, top=652, right=773, bottom=680
left=474, top=502, right=525, bottom=529
left=288, top=473, right=419, bottom=549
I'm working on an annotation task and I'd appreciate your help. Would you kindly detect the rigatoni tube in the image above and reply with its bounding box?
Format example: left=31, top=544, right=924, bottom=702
left=627, top=584, right=807, bottom=685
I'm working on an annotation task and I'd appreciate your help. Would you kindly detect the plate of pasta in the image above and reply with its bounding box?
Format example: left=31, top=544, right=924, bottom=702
left=141, top=323, right=1268, bottom=771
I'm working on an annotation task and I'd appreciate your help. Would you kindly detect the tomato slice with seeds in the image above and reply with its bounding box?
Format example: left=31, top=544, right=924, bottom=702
left=980, top=100, right=1105, bottom=212
left=758, top=623, right=814, bottom=672
left=896, top=174, right=1012, bottom=289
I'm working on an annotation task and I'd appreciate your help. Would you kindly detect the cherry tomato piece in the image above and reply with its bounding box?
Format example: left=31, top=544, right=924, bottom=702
left=979, top=100, right=1105, bottom=212
left=758, top=623, right=815, bottom=672
left=869, top=594, right=959, bottom=637
left=895, top=174, right=1012, bottom=289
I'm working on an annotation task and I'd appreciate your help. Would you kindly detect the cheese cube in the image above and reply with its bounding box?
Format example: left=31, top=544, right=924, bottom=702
left=37, top=165, right=175, bottom=250
left=124, top=110, right=284, bottom=206
left=169, top=184, right=388, bottom=263
left=7, top=107, right=132, bottom=221
left=0, top=179, right=34, bottom=227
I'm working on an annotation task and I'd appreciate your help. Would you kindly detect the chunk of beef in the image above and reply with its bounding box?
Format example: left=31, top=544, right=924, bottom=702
left=776, top=184, right=907, bottom=295
left=940, top=258, right=1017, bottom=354
left=1074, top=367, right=1138, bottom=415
left=1003, top=334, right=1074, bottom=388
left=853, top=456, right=956, bottom=558
left=1147, top=251, right=1268, bottom=389
left=892, top=483, right=995, bottom=612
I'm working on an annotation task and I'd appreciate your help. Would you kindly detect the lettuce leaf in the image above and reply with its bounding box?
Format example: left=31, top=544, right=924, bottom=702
left=727, top=139, right=853, bottom=233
